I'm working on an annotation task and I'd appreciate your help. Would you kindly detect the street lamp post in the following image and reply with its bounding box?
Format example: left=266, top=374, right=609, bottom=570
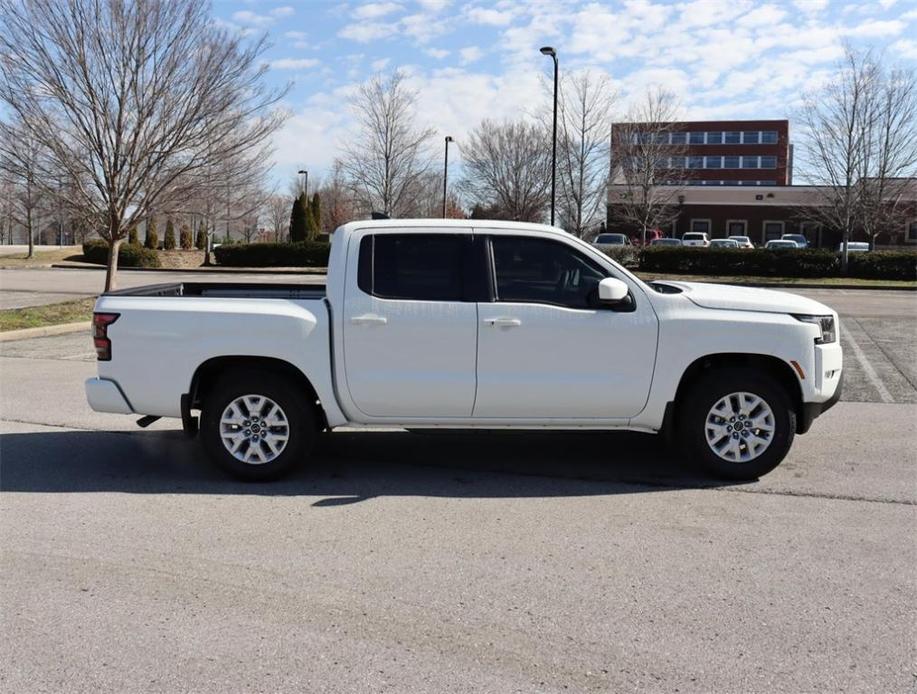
left=540, top=46, right=558, bottom=226
left=297, top=169, right=308, bottom=198
left=442, top=136, right=453, bottom=218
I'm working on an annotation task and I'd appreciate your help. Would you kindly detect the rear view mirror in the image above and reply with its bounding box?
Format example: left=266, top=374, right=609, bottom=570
left=598, top=277, right=629, bottom=303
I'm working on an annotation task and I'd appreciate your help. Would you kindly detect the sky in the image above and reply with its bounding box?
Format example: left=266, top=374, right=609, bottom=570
left=212, top=0, right=917, bottom=185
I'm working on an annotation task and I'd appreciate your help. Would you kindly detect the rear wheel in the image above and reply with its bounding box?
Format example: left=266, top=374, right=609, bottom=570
left=678, top=368, right=795, bottom=480
left=200, top=370, right=315, bottom=481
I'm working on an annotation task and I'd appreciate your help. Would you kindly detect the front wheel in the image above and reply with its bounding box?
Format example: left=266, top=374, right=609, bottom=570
left=678, top=368, right=796, bottom=480
left=200, top=370, right=315, bottom=481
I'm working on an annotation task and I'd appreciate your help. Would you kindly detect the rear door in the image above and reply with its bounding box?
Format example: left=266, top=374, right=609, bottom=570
left=473, top=233, right=658, bottom=419
left=342, top=231, right=480, bottom=418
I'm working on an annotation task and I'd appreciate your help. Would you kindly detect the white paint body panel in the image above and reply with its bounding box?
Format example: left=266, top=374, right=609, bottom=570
left=87, top=219, right=843, bottom=435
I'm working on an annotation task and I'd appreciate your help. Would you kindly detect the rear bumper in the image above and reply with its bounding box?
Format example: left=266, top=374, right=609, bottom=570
left=85, top=377, right=133, bottom=414
left=798, top=371, right=843, bottom=434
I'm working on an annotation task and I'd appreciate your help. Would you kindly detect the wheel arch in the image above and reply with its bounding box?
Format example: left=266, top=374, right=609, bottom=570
left=670, top=352, right=804, bottom=434
left=188, top=356, right=328, bottom=430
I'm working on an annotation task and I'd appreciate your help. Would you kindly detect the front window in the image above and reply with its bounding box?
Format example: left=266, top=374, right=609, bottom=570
left=689, top=220, right=711, bottom=234
left=689, top=131, right=705, bottom=144
left=670, top=131, right=687, bottom=145
left=724, top=156, right=740, bottom=169
left=743, top=131, right=760, bottom=144
left=760, top=155, right=777, bottom=169
left=724, top=131, right=741, bottom=144
left=907, top=220, right=917, bottom=243
left=727, top=220, right=748, bottom=235
left=706, top=131, right=723, bottom=144
left=741, top=156, right=759, bottom=169
left=490, top=236, right=608, bottom=310
left=763, top=221, right=785, bottom=241
left=705, top=156, right=722, bottom=169
left=761, top=131, right=778, bottom=144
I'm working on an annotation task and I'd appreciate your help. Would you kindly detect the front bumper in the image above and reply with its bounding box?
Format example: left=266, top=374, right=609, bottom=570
left=85, top=377, right=133, bottom=414
left=798, top=371, right=843, bottom=434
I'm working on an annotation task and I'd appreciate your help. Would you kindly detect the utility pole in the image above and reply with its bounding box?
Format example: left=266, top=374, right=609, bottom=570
left=442, top=136, right=453, bottom=218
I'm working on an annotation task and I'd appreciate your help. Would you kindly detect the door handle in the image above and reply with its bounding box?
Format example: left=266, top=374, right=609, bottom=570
left=350, top=313, right=388, bottom=325
left=485, top=317, right=522, bottom=328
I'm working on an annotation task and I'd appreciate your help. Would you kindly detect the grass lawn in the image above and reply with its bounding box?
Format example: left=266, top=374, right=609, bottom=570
left=0, top=297, right=96, bottom=332
left=0, top=248, right=83, bottom=267
left=635, top=272, right=917, bottom=289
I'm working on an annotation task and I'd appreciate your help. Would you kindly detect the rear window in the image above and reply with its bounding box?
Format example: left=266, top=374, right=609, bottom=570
left=684, top=233, right=705, bottom=240
left=358, top=234, right=466, bottom=301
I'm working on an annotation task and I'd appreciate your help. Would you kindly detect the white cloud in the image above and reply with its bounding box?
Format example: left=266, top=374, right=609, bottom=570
left=890, top=39, right=917, bottom=60
left=417, top=0, right=451, bottom=9
left=371, top=57, right=391, bottom=70
left=737, top=4, right=786, bottom=27
left=284, top=31, right=307, bottom=40
left=792, top=0, right=828, bottom=13
left=459, top=46, right=484, bottom=64
left=338, top=21, right=398, bottom=41
left=271, top=58, right=320, bottom=70
left=271, top=6, right=295, bottom=18
left=843, top=19, right=905, bottom=37
left=425, top=47, right=450, bottom=59
left=352, top=2, right=402, bottom=20
left=466, top=7, right=514, bottom=26
left=231, top=10, right=274, bottom=27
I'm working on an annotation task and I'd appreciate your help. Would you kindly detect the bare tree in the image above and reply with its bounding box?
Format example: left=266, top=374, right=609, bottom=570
left=459, top=119, right=550, bottom=222
left=317, top=160, right=358, bottom=231
left=0, top=121, right=45, bottom=256
left=267, top=194, right=290, bottom=241
left=856, top=64, right=917, bottom=249
left=609, top=88, right=685, bottom=245
left=553, top=70, right=615, bottom=238
left=341, top=72, right=435, bottom=217
left=0, top=0, right=287, bottom=290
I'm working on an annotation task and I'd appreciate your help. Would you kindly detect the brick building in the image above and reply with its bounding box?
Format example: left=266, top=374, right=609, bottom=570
left=611, top=119, right=793, bottom=187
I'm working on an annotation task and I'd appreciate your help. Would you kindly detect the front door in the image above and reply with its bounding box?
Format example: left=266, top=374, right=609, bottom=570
left=474, top=235, right=658, bottom=420
left=343, top=231, right=478, bottom=418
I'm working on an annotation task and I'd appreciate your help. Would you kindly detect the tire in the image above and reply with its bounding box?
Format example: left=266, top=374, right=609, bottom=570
left=200, top=369, right=316, bottom=481
left=678, top=367, right=796, bottom=481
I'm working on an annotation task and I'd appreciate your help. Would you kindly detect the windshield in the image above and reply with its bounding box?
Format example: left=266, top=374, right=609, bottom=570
left=595, top=234, right=625, bottom=243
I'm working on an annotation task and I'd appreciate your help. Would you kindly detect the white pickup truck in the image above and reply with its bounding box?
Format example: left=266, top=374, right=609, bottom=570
left=86, top=219, right=843, bottom=481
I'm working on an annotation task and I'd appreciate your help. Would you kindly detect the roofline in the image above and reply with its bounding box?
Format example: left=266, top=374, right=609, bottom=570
left=337, top=218, right=565, bottom=234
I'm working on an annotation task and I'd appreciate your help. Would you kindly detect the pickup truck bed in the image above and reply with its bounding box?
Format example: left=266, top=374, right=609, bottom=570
left=106, top=282, right=327, bottom=300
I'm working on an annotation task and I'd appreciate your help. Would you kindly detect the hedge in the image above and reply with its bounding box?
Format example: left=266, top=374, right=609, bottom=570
left=594, top=244, right=639, bottom=268
left=213, top=241, right=331, bottom=267
left=639, top=247, right=840, bottom=278
left=847, top=251, right=917, bottom=280
left=82, top=239, right=161, bottom=268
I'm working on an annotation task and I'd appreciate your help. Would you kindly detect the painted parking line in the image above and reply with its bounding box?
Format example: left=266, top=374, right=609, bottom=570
left=842, top=319, right=894, bottom=404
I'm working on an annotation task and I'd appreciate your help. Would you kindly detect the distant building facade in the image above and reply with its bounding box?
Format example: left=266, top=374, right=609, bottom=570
left=611, top=119, right=793, bottom=188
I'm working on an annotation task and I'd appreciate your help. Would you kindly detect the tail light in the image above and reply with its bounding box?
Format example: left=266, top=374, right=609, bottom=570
left=92, top=313, right=119, bottom=361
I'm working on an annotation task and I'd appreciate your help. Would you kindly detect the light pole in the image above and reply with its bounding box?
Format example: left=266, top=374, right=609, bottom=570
left=297, top=169, right=308, bottom=198
left=442, top=136, right=453, bottom=218
left=540, top=46, right=558, bottom=226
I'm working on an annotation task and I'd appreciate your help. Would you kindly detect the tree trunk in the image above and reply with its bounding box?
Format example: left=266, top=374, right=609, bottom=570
left=105, top=238, right=122, bottom=292
left=26, top=209, right=34, bottom=259
left=840, top=231, right=850, bottom=274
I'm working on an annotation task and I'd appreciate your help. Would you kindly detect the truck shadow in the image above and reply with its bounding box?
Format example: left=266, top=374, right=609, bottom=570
left=0, top=428, right=741, bottom=501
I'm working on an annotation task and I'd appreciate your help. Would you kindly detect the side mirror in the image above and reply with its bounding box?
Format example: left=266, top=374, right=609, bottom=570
left=598, top=277, right=629, bottom=304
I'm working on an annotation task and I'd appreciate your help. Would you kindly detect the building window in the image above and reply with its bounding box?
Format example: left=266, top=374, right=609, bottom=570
left=706, top=131, right=723, bottom=144
left=727, top=220, right=748, bottom=236
left=760, top=155, right=777, bottom=169
left=689, top=131, right=705, bottom=144
left=691, top=219, right=711, bottom=234
left=723, top=155, right=740, bottom=169
left=725, top=131, right=741, bottom=144
left=741, top=156, right=759, bottom=169
left=743, top=131, right=760, bottom=144
left=907, top=220, right=917, bottom=244
left=705, top=156, right=722, bottom=169
left=669, top=156, right=686, bottom=169
left=761, top=131, right=778, bottom=144
left=670, top=131, right=687, bottom=145
left=763, top=220, right=785, bottom=242
left=688, top=156, right=704, bottom=169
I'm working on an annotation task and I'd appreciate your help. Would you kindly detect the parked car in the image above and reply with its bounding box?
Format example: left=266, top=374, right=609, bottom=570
left=766, top=239, right=799, bottom=250
left=709, top=238, right=740, bottom=249
left=728, top=235, right=755, bottom=249
left=781, top=234, right=809, bottom=249
left=593, top=233, right=631, bottom=246
left=650, top=237, right=682, bottom=247
left=630, top=229, right=664, bottom=246
left=838, top=242, right=870, bottom=253
left=86, top=219, right=843, bottom=482
left=682, top=232, right=710, bottom=247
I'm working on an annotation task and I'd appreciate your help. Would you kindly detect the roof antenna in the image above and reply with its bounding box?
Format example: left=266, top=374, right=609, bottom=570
left=371, top=211, right=390, bottom=220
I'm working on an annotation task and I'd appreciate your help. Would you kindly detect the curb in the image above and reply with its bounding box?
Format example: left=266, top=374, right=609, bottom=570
left=0, top=321, right=91, bottom=342
left=50, top=263, right=326, bottom=275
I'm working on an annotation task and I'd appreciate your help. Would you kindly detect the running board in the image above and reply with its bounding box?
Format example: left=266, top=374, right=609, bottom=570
left=136, top=415, right=160, bottom=428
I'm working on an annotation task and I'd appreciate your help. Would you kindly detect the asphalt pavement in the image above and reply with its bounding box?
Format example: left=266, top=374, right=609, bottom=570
left=1, top=279, right=915, bottom=692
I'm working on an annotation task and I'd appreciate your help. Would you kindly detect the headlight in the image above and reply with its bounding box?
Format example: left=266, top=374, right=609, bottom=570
left=793, top=314, right=836, bottom=344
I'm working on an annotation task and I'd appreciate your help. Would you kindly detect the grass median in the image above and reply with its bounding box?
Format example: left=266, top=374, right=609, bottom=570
left=0, top=297, right=96, bottom=332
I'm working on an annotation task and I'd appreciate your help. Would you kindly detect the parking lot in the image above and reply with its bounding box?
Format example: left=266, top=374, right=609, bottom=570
left=1, top=279, right=915, bottom=692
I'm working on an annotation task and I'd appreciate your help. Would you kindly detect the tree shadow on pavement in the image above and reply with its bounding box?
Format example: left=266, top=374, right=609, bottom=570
left=0, top=427, right=740, bottom=503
